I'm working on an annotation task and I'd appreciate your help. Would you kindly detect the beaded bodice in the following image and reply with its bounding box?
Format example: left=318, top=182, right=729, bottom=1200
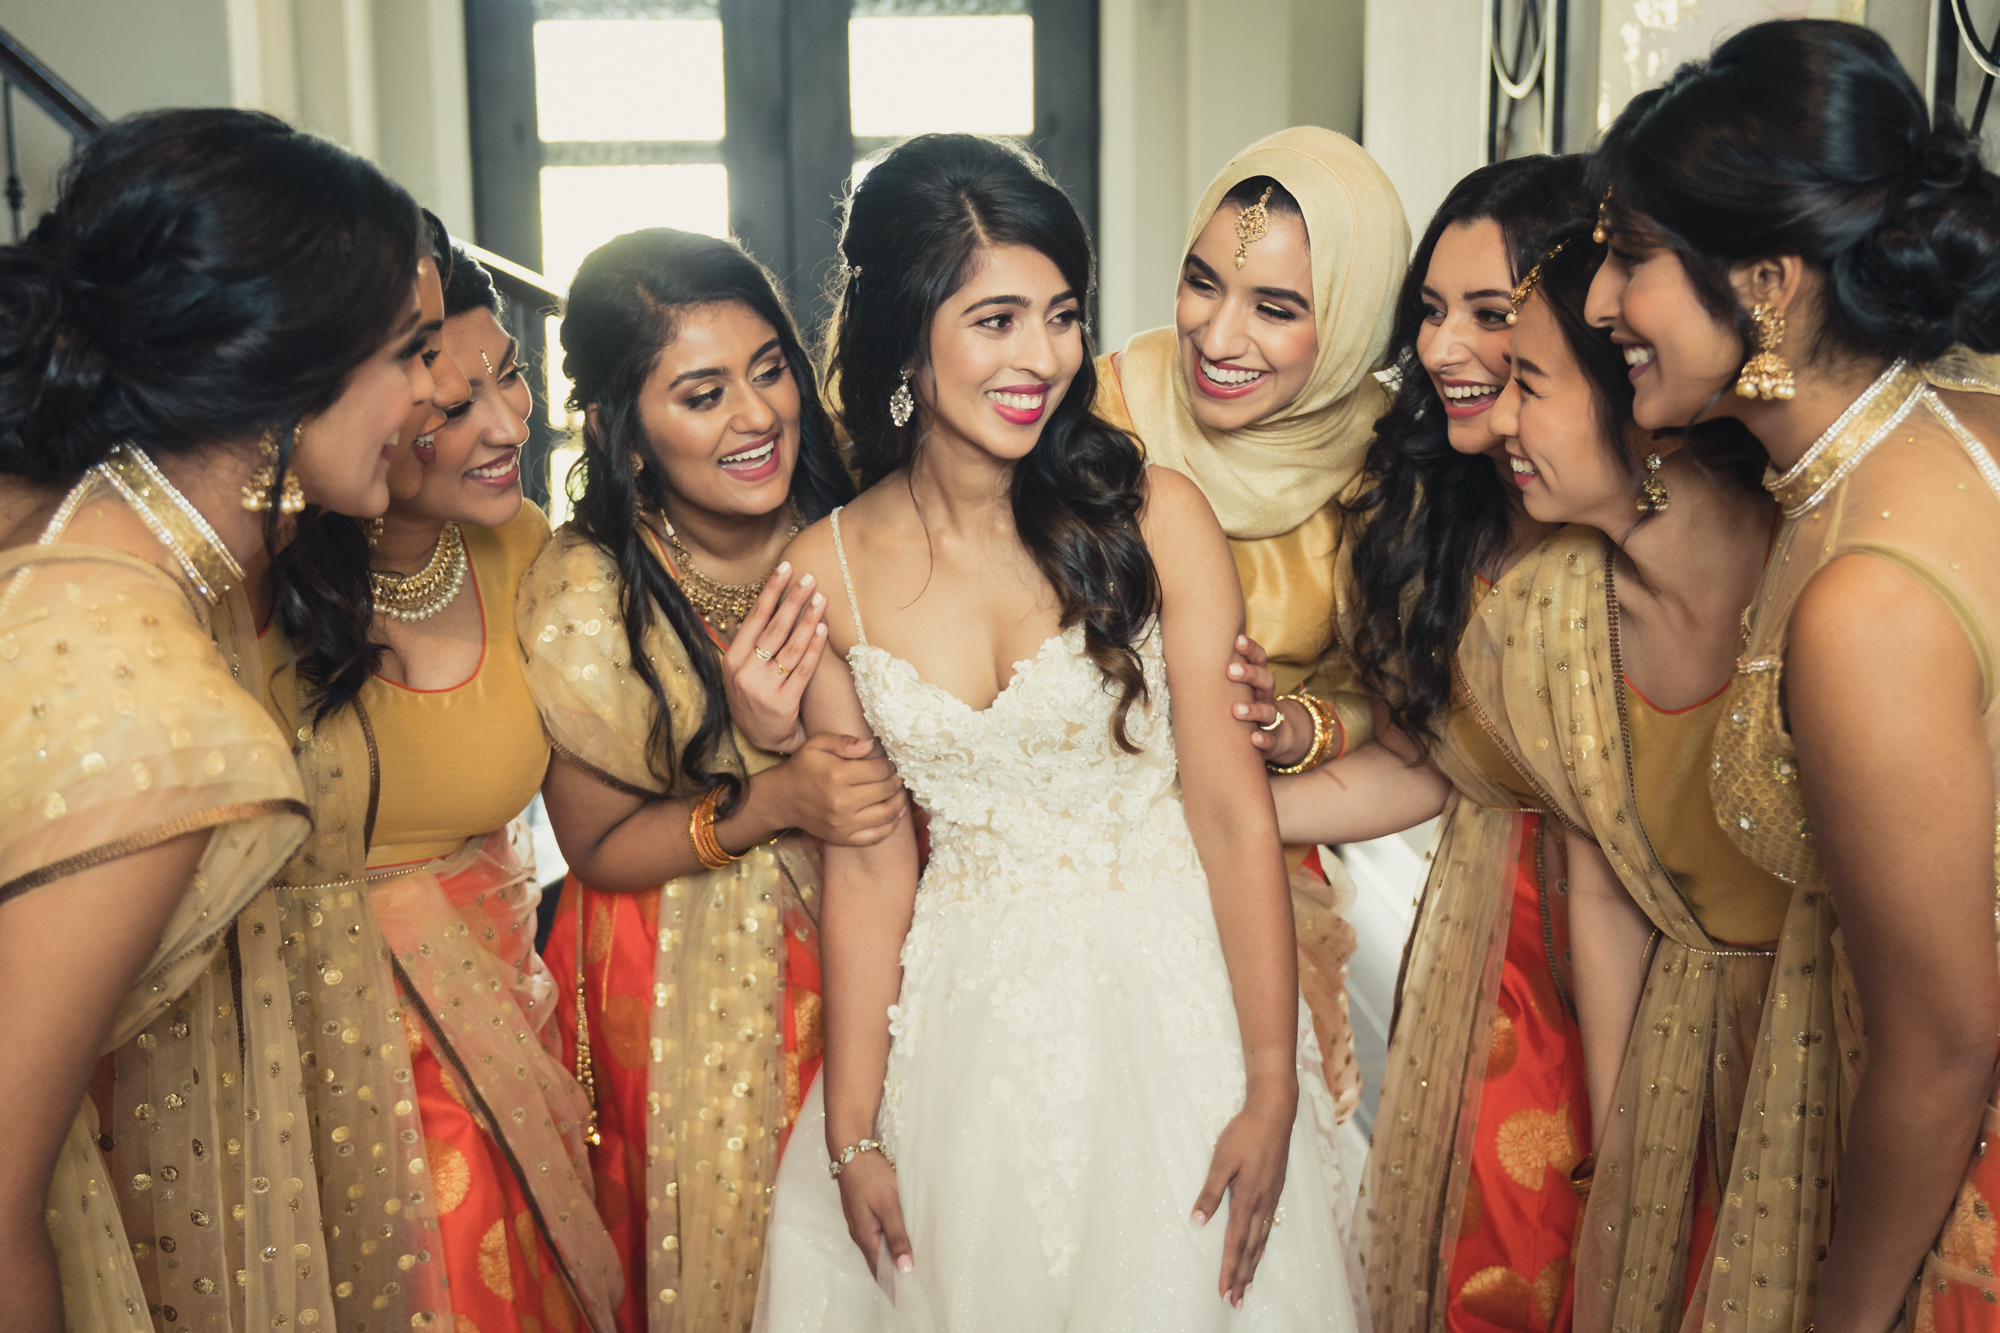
left=1710, top=359, right=2000, bottom=885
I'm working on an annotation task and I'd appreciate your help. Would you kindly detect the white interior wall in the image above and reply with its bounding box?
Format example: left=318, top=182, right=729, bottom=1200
left=0, top=0, right=472, bottom=242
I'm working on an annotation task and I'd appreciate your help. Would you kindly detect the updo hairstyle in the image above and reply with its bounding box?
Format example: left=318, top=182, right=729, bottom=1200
left=1593, top=18, right=2000, bottom=366
left=0, top=107, right=423, bottom=481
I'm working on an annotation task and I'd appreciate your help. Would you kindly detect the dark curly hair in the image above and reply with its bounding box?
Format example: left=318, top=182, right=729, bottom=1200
left=1591, top=17, right=2000, bottom=368
left=279, top=217, right=511, bottom=723
left=1343, top=155, right=1591, bottom=744
left=0, top=108, right=420, bottom=491
left=827, top=132, right=1160, bottom=752
left=560, top=228, right=854, bottom=811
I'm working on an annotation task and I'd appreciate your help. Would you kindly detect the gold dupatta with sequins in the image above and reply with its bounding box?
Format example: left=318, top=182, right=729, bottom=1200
left=1701, top=358, right=2000, bottom=1330
left=1451, top=525, right=1785, bottom=1331
left=262, top=640, right=620, bottom=1332
left=5, top=456, right=326, bottom=1333
left=1359, top=733, right=1553, bottom=1326
left=516, top=525, right=821, bottom=1330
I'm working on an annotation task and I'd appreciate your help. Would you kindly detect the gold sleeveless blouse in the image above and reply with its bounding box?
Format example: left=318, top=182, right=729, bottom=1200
left=1697, top=356, right=2000, bottom=1329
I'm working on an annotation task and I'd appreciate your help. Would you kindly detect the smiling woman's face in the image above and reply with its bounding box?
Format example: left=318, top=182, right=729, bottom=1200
left=1488, top=293, right=1636, bottom=532
left=1174, top=202, right=1318, bottom=432
left=1586, top=229, right=1742, bottom=432
left=634, top=299, right=802, bottom=524
left=916, top=241, right=1084, bottom=465
left=1416, top=219, right=1517, bottom=459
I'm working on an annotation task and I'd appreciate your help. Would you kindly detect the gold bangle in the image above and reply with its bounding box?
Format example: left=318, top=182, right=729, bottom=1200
left=1267, top=692, right=1336, bottom=775
left=689, top=786, right=746, bottom=871
left=1568, top=1151, right=1595, bottom=1199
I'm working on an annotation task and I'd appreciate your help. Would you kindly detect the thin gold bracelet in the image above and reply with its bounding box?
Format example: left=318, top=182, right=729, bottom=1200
left=1267, top=692, right=1336, bottom=775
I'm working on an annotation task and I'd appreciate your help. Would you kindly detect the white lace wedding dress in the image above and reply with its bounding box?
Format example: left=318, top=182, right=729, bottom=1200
left=754, top=510, right=1367, bottom=1332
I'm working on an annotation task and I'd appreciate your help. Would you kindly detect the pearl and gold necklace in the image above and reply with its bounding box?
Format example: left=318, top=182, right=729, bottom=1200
left=371, top=522, right=467, bottom=623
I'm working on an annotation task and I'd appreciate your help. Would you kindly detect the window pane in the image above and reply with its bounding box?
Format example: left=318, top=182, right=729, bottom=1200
left=848, top=16, right=1033, bottom=137
left=535, top=20, right=725, bottom=141
left=539, top=163, right=730, bottom=290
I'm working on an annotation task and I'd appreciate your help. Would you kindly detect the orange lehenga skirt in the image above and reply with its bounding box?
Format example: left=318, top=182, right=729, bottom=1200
left=1443, top=814, right=1592, bottom=1333
left=543, top=857, right=824, bottom=1333
left=371, top=826, right=625, bottom=1333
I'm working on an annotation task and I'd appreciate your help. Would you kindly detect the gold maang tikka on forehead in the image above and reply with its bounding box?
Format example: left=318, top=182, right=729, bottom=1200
left=1233, top=185, right=1276, bottom=268
left=1505, top=239, right=1572, bottom=325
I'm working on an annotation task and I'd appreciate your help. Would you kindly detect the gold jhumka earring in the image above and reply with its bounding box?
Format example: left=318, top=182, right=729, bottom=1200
left=1505, top=239, right=1571, bottom=325
left=241, top=424, right=306, bottom=514
left=1638, top=451, right=1671, bottom=515
left=1233, top=185, right=1276, bottom=268
left=1593, top=185, right=1613, bottom=244
left=1735, top=303, right=1795, bottom=401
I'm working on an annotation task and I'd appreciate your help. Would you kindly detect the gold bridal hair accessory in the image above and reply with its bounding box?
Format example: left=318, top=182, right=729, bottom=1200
left=1233, top=185, right=1276, bottom=268
left=241, top=423, right=306, bottom=514
left=1505, top=239, right=1572, bottom=325
left=1735, top=302, right=1795, bottom=401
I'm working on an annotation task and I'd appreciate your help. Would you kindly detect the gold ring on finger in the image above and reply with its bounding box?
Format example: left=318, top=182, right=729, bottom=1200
left=775, top=663, right=791, bottom=676
left=1257, top=712, right=1284, bottom=732
left=754, top=647, right=774, bottom=661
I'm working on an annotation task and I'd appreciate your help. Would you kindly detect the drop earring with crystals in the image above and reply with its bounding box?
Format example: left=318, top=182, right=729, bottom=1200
left=1637, top=451, right=1671, bottom=515
left=889, top=370, right=915, bottom=428
left=1734, top=303, right=1795, bottom=402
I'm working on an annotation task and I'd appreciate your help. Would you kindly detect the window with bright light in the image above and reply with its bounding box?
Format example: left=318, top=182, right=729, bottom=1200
left=848, top=15, right=1034, bottom=138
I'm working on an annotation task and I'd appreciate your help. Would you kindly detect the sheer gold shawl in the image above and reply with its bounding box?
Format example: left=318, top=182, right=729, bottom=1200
left=1453, top=526, right=1785, bottom=1330
left=1115, top=126, right=1408, bottom=540
left=3, top=465, right=321, bottom=1333
left=517, top=525, right=821, bottom=1332
left=1358, top=761, right=1554, bottom=1326
left=262, top=635, right=619, bottom=1332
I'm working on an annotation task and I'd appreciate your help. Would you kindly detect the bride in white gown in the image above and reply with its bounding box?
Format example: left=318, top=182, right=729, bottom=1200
left=755, top=133, right=1366, bottom=1332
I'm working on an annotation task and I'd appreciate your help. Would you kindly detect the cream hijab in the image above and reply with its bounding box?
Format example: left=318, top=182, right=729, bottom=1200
left=1119, top=126, right=1410, bottom=539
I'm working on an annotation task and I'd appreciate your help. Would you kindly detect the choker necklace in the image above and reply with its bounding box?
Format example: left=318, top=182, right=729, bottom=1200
left=658, top=506, right=802, bottom=635
left=372, top=522, right=467, bottom=622
left=58, top=444, right=247, bottom=605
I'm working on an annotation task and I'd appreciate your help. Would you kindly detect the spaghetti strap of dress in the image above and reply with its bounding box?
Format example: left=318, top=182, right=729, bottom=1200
left=827, top=506, right=868, bottom=647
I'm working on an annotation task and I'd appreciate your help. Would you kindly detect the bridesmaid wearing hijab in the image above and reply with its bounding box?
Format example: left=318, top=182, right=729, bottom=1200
left=1093, top=125, right=1410, bottom=1113
left=0, top=109, right=431, bottom=1333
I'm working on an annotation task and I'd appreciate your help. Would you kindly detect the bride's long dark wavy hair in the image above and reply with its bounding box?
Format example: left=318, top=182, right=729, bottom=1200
left=827, top=133, right=1160, bottom=752
left=1342, top=155, right=1590, bottom=745
left=561, top=228, right=853, bottom=811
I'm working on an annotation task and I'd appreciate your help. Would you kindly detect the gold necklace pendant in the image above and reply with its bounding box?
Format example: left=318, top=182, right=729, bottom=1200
left=658, top=505, right=803, bottom=636
left=372, top=522, right=468, bottom=623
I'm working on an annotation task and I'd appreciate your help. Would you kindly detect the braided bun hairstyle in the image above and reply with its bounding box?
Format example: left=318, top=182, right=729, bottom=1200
left=1592, top=18, right=2000, bottom=365
left=0, top=108, right=422, bottom=481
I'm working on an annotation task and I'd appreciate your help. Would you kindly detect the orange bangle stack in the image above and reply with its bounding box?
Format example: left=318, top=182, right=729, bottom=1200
left=689, top=785, right=746, bottom=871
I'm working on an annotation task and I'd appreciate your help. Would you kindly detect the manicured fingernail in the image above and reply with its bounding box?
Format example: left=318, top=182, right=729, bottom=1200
left=812, top=592, right=825, bottom=607
left=800, top=573, right=814, bottom=587
left=815, top=624, right=827, bottom=636
left=1234, top=704, right=1248, bottom=717
left=1228, top=664, right=1243, bottom=677
left=896, top=1255, right=913, bottom=1273
left=1191, top=1210, right=1206, bottom=1226
left=777, top=561, right=790, bottom=574
left=1237, top=635, right=1248, bottom=647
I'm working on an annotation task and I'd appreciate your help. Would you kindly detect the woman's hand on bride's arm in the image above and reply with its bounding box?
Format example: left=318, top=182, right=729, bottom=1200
left=722, top=561, right=829, bottom=754
left=1193, top=1070, right=1297, bottom=1308
left=1224, top=634, right=1316, bottom=767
